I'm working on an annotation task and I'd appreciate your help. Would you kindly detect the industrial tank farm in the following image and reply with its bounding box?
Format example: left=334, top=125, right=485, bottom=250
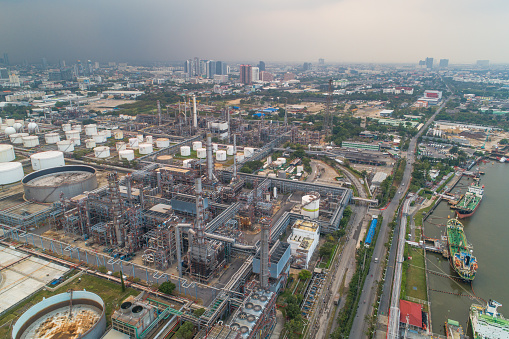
left=22, top=165, right=98, bottom=203
left=11, top=291, right=106, bottom=339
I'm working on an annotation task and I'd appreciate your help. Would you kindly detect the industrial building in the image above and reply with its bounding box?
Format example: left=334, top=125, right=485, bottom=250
left=287, top=219, right=320, bottom=269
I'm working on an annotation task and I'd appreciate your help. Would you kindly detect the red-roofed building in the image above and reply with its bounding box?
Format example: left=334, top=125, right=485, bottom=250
left=399, top=300, right=423, bottom=329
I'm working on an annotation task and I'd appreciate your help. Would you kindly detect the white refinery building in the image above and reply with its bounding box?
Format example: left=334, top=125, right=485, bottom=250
left=287, top=219, right=320, bottom=269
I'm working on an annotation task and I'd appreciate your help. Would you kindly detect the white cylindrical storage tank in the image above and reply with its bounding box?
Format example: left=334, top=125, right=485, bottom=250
left=0, top=124, right=8, bottom=132
left=10, top=133, right=28, bottom=144
left=86, top=139, right=96, bottom=148
left=27, top=122, right=38, bottom=133
left=146, top=135, right=153, bottom=144
left=0, top=144, right=15, bottom=162
left=30, top=151, right=65, bottom=170
left=62, top=123, right=72, bottom=132
left=137, top=134, right=144, bottom=142
left=114, top=130, right=124, bottom=140
left=119, top=149, right=135, bottom=161
left=94, top=146, right=110, bottom=158
left=57, top=140, right=75, bottom=152
left=128, top=137, right=139, bottom=148
left=85, top=124, right=97, bottom=136
left=45, top=132, right=60, bottom=144
left=183, top=159, right=193, bottom=168
left=72, top=124, right=82, bottom=132
left=6, top=118, right=15, bottom=126
left=22, top=136, right=39, bottom=148
left=139, top=143, right=153, bottom=154
left=13, top=122, right=23, bottom=132
left=301, top=193, right=320, bottom=219
left=216, top=150, right=227, bottom=161
left=197, top=148, right=206, bottom=158
left=192, top=141, right=202, bottom=150
left=65, top=130, right=80, bottom=140
left=102, top=129, right=112, bottom=138
left=277, top=157, right=287, bottom=164
left=116, top=142, right=127, bottom=151
left=4, top=126, right=16, bottom=136
left=155, top=138, right=170, bottom=148
left=212, top=143, right=219, bottom=152
left=180, top=146, right=191, bottom=156
left=236, top=152, right=245, bottom=162
left=244, top=147, right=255, bottom=158
left=0, top=162, right=24, bottom=185
left=93, top=134, right=107, bottom=143
left=226, top=145, right=234, bottom=155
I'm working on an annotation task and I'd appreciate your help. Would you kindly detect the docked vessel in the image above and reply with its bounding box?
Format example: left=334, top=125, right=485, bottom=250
left=470, top=300, right=509, bottom=338
left=445, top=319, right=467, bottom=339
left=446, top=218, right=477, bottom=281
left=452, top=181, right=484, bottom=218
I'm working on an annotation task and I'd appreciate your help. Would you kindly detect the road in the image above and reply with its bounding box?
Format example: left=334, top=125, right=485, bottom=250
left=349, top=97, right=451, bottom=339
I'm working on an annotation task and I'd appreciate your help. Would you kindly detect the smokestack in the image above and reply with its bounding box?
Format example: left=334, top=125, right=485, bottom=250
left=194, top=177, right=205, bottom=245
left=260, top=218, right=270, bottom=289
left=157, top=100, right=162, bottom=126
left=193, top=95, right=198, bottom=128
left=206, top=133, right=213, bottom=181
left=232, top=134, right=237, bottom=181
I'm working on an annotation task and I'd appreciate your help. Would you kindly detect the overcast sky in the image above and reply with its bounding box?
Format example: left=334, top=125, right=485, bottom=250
left=1, top=0, right=507, bottom=65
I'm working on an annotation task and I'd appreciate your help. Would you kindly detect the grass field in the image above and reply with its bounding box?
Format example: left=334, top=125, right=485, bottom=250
left=0, top=273, right=139, bottom=338
left=402, top=247, right=428, bottom=303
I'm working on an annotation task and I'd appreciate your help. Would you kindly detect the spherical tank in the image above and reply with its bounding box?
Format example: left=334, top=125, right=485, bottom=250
left=12, top=122, right=23, bottom=132
left=0, top=144, right=15, bottom=162
left=45, top=132, right=60, bottom=144
left=4, top=126, right=16, bottom=136
left=11, top=290, right=106, bottom=339
left=114, top=130, right=124, bottom=140
left=216, top=150, right=227, bottom=161
left=10, top=133, right=28, bottom=144
left=244, top=147, right=255, bottom=158
left=116, top=142, right=127, bottom=151
left=119, top=149, right=135, bottom=161
left=57, top=140, right=75, bottom=152
left=180, top=146, right=190, bottom=156
left=85, top=124, right=97, bottom=136
left=27, top=122, right=38, bottom=133
left=226, top=145, right=234, bottom=155
left=94, top=146, right=110, bottom=158
left=138, top=143, right=153, bottom=154
left=0, top=162, right=24, bottom=185
left=22, top=136, right=39, bottom=148
left=155, top=138, right=169, bottom=148
left=62, top=123, right=72, bottom=131
left=192, top=141, right=202, bottom=150
left=301, top=193, right=320, bottom=219
left=30, top=151, right=65, bottom=171
left=197, top=147, right=206, bottom=158
left=23, top=165, right=98, bottom=203
left=128, top=137, right=139, bottom=148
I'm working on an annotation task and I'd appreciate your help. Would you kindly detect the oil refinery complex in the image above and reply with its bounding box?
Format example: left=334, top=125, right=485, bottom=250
left=0, top=112, right=353, bottom=339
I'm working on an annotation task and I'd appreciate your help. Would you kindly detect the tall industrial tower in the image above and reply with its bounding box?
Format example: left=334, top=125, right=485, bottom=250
left=260, top=217, right=271, bottom=289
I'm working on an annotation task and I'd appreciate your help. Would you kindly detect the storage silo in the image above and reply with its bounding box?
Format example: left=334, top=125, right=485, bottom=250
left=0, top=162, right=24, bottom=185
left=0, top=144, right=15, bottom=162
left=94, top=146, right=110, bottom=158
left=45, top=132, right=60, bottom=144
left=30, top=151, right=65, bottom=171
left=216, top=150, right=227, bottom=161
left=197, top=147, right=206, bottom=158
left=301, top=192, right=320, bottom=219
left=57, top=140, right=75, bottom=152
left=192, top=141, right=202, bottom=150
left=155, top=138, right=170, bottom=148
left=119, top=149, right=135, bottom=161
left=22, top=135, right=39, bottom=148
left=180, top=146, right=191, bottom=156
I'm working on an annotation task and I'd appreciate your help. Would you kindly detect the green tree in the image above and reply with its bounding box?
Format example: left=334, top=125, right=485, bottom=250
left=298, top=269, right=312, bottom=281
left=175, top=321, right=194, bottom=339
left=193, top=308, right=206, bottom=317
left=158, top=281, right=176, bottom=295
left=120, top=273, right=125, bottom=292
left=500, top=138, right=509, bottom=145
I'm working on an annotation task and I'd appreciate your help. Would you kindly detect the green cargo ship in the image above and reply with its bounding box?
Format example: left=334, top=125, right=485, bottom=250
left=452, top=181, right=484, bottom=218
left=446, top=218, right=477, bottom=281
left=470, top=300, right=509, bottom=338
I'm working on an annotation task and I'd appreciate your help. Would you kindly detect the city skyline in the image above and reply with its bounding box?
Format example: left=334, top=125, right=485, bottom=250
left=1, top=0, right=508, bottom=64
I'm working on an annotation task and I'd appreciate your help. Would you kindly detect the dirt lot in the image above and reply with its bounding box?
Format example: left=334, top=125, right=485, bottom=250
left=85, top=99, right=132, bottom=111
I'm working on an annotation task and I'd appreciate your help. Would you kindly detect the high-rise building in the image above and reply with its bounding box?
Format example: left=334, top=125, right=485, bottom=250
left=87, top=60, right=93, bottom=75
left=60, top=68, right=74, bottom=81
left=215, top=61, right=228, bottom=75
left=303, top=62, right=312, bottom=71
left=425, top=57, right=434, bottom=69
left=260, top=71, right=273, bottom=82
left=0, top=68, right=8, bottom=79
left=77, top=60, right=83, bottom=75
left=439, top=59, right=449, bottom=68
left=193, top=57, right=201, bottom=76
left=251, top=67, right=260, bottom=82
left=319, top=58, right=325, bottom=65
left=206, top=60, right=215, bottom=78
left=3, top=53, right=9, bottom=66
left=258, top=61, right=265, bottom=71
left=59, top=60, right=66, bottom=69
left=240, top=65, right=252, bottom=84
left=199, top=60, right=207, bottom=76
left=184, top=59, right=192, bottom=74
left=41, top=57, right=48, bottom=70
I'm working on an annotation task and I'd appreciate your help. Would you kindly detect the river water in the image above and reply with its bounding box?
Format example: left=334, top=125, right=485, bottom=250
left=424, top=162, right=509, bottom=335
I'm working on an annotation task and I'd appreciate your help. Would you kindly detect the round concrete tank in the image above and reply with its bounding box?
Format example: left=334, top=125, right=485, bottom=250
left=13, top=122, right=23, bottom=132
left=216, top=150, right=227, bottom=161
left=226, top=145, right=234, bottom=155
left=139, top=143, right=153, bottom=154
left=0, top=162, right=24, bottom=185
left=11, top=290, right=106, bottom=339
left=23, top=165, right=98, bottom=203
left=45, top=132, right=60, bottom=144
left=85, top=124, right=97, bottom=136
left=62, top=123, right=72, bottom=132
left=0, top=144, right=15, bottom=162
left=197, top=147, right=206, bottom=158
left=10, top=133, right=29, bottom=144
left=116, top=142, right=127, bottom=151
left=114, top=130, right=124, bottom=140
left=85, top=139, right=96, bottom=149
left=192, top=141, right=202, bottom=150
left=244, top=147, right=255, bottom=158
left=72, top=124, right=82, bottom=132
left=94, top=146, right=110, bottom=158
left=236, top=152, right=245, bottom=162
left=22, top=135, right=39, bottom=148
left=146, top=135, right=153, bottom=144
left=27, top=122, right=38, bottom=133
left=57, top=140, right=75, bottom=152
left=128, top=137, right=139, bottom=148
left=119, top=149, right=135, bottom=161
left=301, top=192, right=320, bottom=219
left=6, top=118, right=15, bottom=126
left=155, top=138, right=170, bottom=148
left=4, top=126, right=16, bottom=136
left=30, top=151, right=65, bottom=171
left=180, top=146, right=190, bottom=156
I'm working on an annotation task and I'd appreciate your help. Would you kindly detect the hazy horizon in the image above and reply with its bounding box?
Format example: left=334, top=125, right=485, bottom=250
left=1, top=0, right=507, bottom=65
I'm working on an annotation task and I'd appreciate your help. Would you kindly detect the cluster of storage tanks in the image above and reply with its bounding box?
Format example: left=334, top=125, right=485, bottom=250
left=179, top=142, right=256, bottom=163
